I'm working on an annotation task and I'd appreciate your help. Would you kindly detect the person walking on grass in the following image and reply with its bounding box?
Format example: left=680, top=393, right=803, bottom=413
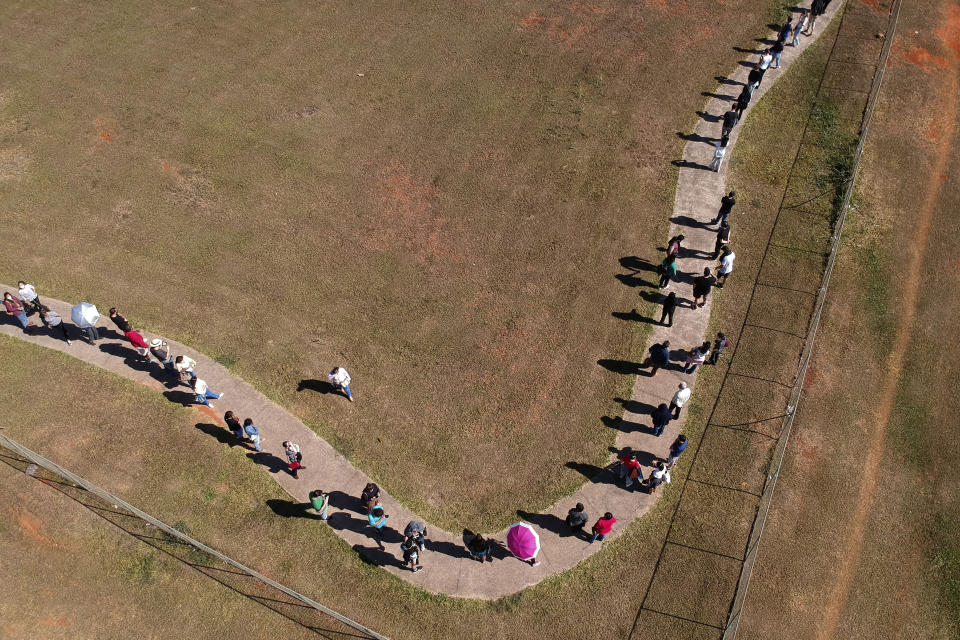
left=175, top=355, right=197, bottom=385
left=710, top=332, right=730, bottom=364
left=17, top=281, right=42, bottom=314
left=668, top=435, right=689, bottom=468
left=467, top=534, right=492, bottom=562
left=193, top=377, right=223, bottom=409
left=590, top=512, right=616, bottom=543
left=793, top=11, right=808, bottom=45
left=283, top=441, right=304, bottom=479
left=328, top=366, right=353, bottom=402
left=652, top=402, right=672, bottom=437
left=620, top=452, right=643, bottom=489
left=717, top=247, right=736, bottom=288
left=124, top=326, right=151, bottom=359
left=108, top=307, right=129, bottom=333
left=243, top=418, right=263, bottom=451
left=712, top=191, right=736, bottom=226
left=224, top=410, right=246, bottom=442
left=40, top=306, right=71, bottom=345
left=670, top=382, right=692, bottom=419
left=709, top=135, right=730, bottom=172
left=714, top=221, right=731, bottom=259
left=658, top=253, right=678, bottom=289
left=649, top=340, right=671, bottom=376
left=367, top=505, right=389, bottom=550
left=660, top=292, right=678, bottom=327
left=693, top=268, right=716, bottom=308
left=3, top=292, right=33, bottom=333
left=721, top=106, right=740, bottom=139
left=309, top=489, right=330, bottom=521
left=683, top=342, right=711, bottom=374
left=361, top=482, right=381, bottom=514
left=566, top=503, right=589, bottom=537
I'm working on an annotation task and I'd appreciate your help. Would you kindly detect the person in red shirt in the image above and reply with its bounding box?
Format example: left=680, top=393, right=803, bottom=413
left=124, top=327, right=151, bottom=359
left=619, top=453, right=642, bottom=489
left=590, top=512, right=616, bottom=543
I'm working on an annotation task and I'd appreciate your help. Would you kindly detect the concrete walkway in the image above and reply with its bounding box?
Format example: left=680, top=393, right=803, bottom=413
left=0, top=2, right=839, bottom=601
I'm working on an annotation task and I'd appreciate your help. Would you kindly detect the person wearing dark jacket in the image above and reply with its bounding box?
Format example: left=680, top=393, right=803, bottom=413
left=721, top=107, right=740, bottom=138
left=713, top=191, right=736, bottom=226
left=747, top=66, right=763, bottom=93
left=714, top=222, right=731, bottom=259
left=566, top=503, right=589, bottom=537
left=648, top=341, right=671, bottom=376
left=660, top=292, right=678, bottom=327
left=710, top=332, right=730, bottom=364
left=652, top=403, right=672, bottom=437
left=734, top=85, right=752, bottom=113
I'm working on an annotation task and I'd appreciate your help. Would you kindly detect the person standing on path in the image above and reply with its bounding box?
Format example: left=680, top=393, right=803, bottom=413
left=467, top=534, right=492, bottom=562
left=666, top=234, right=685, bottom=259
left=692, top=268, right=716, bottom=308
left=670, top=382, right=692, bottom=419
left=648, top=340, right=671, bottom=376
left=590, top=513, right=617, bottom=544
left=40, top=306, right=71, bottom=345
left=747, top=66, right=763, bottom=94
left=619, top=452, right=643, bottom=489
left=367, top=505, right=390, bottom=550
left=716, top=247, right=736, bottom=288
left=807, top=0, right=827, bottom=34
left=361, top=482, right=381, bottom=514
left=566, top=503, right=589, bottom=537
left=309, top=490, right=330, bottom=521
left=3, top=292, right=33, bottom=333
left=660, top=292, right=678, bottom=326
left=646, top=462, right=669, bottom=494
left=709, top=332, right=730, bottom=365
left=734, top=85, right=752, bottom=114
left=652, top=403, right=672, bottom=437
left=404, top=521, right=428, bottom=554
left=108, top=308, right=129, bottom=333
left=224, top=410, right=246, bottom=442
left=793, top=11, right=808, bottom=45
left=721, top=106, right=740, bottom=139
left=17, top=281, right=42, bottom=314
left=658, top=254, right=678, bottom=289
left=778, top=17, right=793, bottom=45
left=243, top=418, right=263, bottom=452
left=328, top=366, right=353, bottom=402
left=124, top=326, right=151, bottom=359
left=714, top=221, right=731, bottom=259
left=713, top=191, right=736, bottom=226
left=282, top=441, right=304, bottom=479
left=771, top=38, right=785, bottom=69
left=149, top=338, right=177, bottom=377
left=758, top=48, right=774, bottom=78
left=683, top=342, right=711, bottom=374
left=401, top=539, right=423, bottom=573
left=709, top=135, right=730, bottom=172
left=668, top=435, right=689, bottom=468
left=193, top=377, right=223, bottom=409
left=175, top=355, right=198, bottom=385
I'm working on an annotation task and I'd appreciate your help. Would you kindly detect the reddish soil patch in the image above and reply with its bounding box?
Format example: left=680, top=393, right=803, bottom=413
left=520, top=13, right=545, bottom=30
left=902, top=46, right=948, bottom=70
left=92, top=118, right=115, bottom=151
left=923, top=120, right=941, bottom=141
left=37, top=615, right=72, bottom=628
left=934, top=5, right=960, bottom=57
left=802, top=365, right=818, bottom=390
left=14, top=507, right=72, bottom=549
left=857, top=0, right=884, bottom=13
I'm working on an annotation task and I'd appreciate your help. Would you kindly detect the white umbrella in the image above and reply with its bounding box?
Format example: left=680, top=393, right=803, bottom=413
left=71, top=302, right=100, bottom=328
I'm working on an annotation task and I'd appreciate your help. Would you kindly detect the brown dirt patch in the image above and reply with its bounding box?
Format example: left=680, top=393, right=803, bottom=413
left=14, top=507, right=76, bottom=550
left=901, top=45, right=949, bottom=70
left=934, top=5, right=960, bottom=57
left=0, top=147, right=28, bottom=181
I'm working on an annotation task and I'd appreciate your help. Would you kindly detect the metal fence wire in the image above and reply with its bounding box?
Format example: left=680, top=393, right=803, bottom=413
left=0, top=433, right=389, bottom=640
left=629, top=0, right=903, bottom=637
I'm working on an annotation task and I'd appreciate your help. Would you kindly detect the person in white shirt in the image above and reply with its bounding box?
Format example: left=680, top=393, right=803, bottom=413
left=670, top=382, right=692, bottom=418
left=174, top=355, right=198, bottom=385
left=17, top=281, right=41, bottom=314
left=193, top=377, right=223, bottom=409
left=41, top=306, right=71, bottom=345
left=717, top=247, right=736, bottom=288
left=709, top=136, right=730, bottom=172
left=328, top=366, right=354, bottom=402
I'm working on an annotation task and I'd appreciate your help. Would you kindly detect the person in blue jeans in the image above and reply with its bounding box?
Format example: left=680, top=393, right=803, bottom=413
left=328, top=366, right=354, bottom=402
left=668, top=435, right=689, bottom=468
left=193, top=377, right=223, bottom=408
left=590, top=513, right=617, bottom=543
left=648, top=340, right=671, bottom=376
left=467, top=534, right=492, bottom=562
left=243, top=418, right=263, bottom=452
left=309, top=490, right=330, bottom=521
left=368, top=506, right=389, bottom=550
left=3, top=292, right=32, bottom=333
left=652, top=403, right=672, bottom=437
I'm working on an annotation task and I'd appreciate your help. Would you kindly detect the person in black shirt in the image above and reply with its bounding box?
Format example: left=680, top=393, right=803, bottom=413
left=714, top=221, right=732, bottom=259
left=108, top=307, right=128, bottom=332
left=734, top=85, right=751, bottom=114
left=721, top=107, right=740, bottom=138
left=712, top=191, right=736, bottom=226
left=660, top=291, right=678, bottom=327
left=693, top=268, right=717, bottom=308
left=710, top=332, right=730, bottom=365
left=748, top=66, right=763, bottom=93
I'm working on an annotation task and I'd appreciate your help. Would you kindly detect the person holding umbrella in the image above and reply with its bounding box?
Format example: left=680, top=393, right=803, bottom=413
left=71, top=302, right=101, bottom=344
left=507, top=522, right=541, bottom=566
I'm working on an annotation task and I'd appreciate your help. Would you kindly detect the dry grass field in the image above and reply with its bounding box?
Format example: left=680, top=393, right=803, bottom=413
left=0, top=0, right=796, bottom=529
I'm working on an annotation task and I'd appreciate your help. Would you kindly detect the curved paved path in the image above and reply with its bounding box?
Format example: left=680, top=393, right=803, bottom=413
left=0, top=2, right=839, bottom=600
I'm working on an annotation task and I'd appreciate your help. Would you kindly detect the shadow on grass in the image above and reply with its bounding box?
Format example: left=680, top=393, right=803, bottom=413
left=267, top=498, right=323, bottom=519
left=247, top=451, right=289, bottom=474
left=195, top=421, right=246, bottom=448
left=564, top=461, right=616, bottom=484
left=611, top=310, right=658, bottom=324
left=672, top=159, right=713, bottom=171
left=677, top=131, right=717, bottom=145
left=597, top=359, right=640, bottom=375
left=297, top=379, right=337, bottom=394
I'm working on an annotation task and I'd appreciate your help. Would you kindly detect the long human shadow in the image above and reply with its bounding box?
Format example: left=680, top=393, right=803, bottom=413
left=564, top=460, right=617, bottom=485
left=701, top=91, right=736, bottom=101
left=669, top=214, right=713, bottom=230
left=247, top=451, right=290, bottom=474
left=163, top=388, right=198, bottom=407
left=462, top=528, right=514, bottom=560
left=0, top=453, right=370, bottom=639
left=597, top=359, right=640, bottom=375
left=677, top=131, right=717, bottom=145
left=619, top=256, right=659, bottom=273
left=516, top=510, right=573, bottom=538
left=297, top=379, right=336, bottom=394
left=609, top=445, right=661, bottom=468
left=600, top=415, right=647, bottom=434
left=672, top=159, right=712, bottom=171
left=715, top=75, right=744, bottom=86
left=99, top=341, right=156, bottom=375
left=195, top=421, right=247, bottom=448
left=696, top=110, right=722, bottom=123
left=733, top=45, right=765, bottom=54
left=611, top=310, right=658, bottom=325
left=615, top=273, right=658, bottom=288
left=614, top=397, right=657, bottom=416
left=267, top=498, right=323, bottom=520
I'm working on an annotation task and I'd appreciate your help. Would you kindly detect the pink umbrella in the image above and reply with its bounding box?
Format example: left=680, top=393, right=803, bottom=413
left=506, top=522, right=541, bottom=561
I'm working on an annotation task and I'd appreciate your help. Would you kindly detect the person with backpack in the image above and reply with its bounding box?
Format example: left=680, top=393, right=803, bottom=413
left=361, top=482, right=380, bottom=514
left=683, top=342, right=711, bottom=374
left=40, top=306, right=71, bottom=344
left=243, top=418, right=263, bottom=452
left=645, top=462, right=669, bottom=493
left=771, top=38, right=785, bottom=69
left=402, top=539, right=423, bottom=573
left=619, top=452, right=643, bottom=489
left=747, top=66, right=763, bottom=94
left=17, top=281, right=42, bottom=314
left=309, top=489, right=330, bottom=521
left=666, top=234, right=684, bottom=258
left=793, top=11, right=808, bottom=45
left=590, top=512, right=617, bottom=543
left=734, top=85, right=752, bottom=114
left=328, top=366, right=353, bottom=402
left=714, top=221, right=731, bottom=259
left=193, top=377, right=223, bottom=409
left=721, top=106, right=740, bottom=139
left=566, top=503, right=589, bottom=537
left=658, top=253, right=678, bottom=289
left=3, top=292, right=33, bottom=333
left=283, top=441, right=305, bottom=479
left=174, top=355, right=198, bottom=385
left=404, top=521, right=428, bottom=554
left=693, top=268, right=717, bottom=308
